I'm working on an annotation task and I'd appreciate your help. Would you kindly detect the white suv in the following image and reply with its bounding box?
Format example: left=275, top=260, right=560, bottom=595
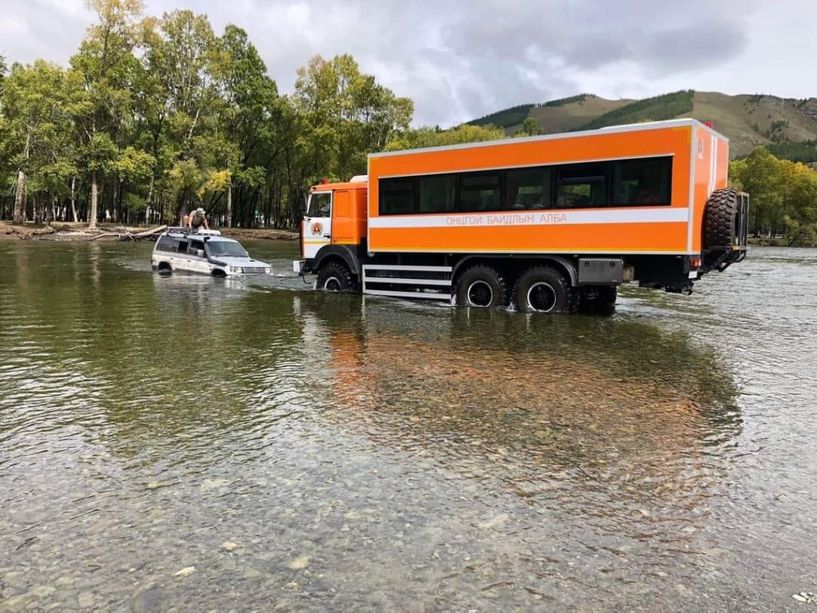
left=151, top=228, right=271, bottom=277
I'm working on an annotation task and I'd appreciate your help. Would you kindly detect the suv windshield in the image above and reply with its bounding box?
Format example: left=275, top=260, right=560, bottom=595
left=205, top=240, right=249, bottom=258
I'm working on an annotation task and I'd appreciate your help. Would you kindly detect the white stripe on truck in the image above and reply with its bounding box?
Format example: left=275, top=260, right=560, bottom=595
left=368, top=207, right=689, bottom=229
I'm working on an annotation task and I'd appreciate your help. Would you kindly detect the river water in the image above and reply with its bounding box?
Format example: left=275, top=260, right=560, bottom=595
left=0, top=240, right=815, bottom=611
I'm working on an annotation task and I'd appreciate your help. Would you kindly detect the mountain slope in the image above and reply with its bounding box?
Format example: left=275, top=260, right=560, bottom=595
left=468, top=91, right=817, bottom=160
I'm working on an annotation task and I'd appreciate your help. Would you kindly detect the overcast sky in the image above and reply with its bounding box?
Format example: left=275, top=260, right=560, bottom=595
left=1, top=0, right=814, bottom=126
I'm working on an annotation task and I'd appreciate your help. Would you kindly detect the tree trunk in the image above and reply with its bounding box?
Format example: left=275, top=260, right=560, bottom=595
left=226, top=184, right=232, bottom=228
left=89, top=171, right=99, bottom=231
left=146, top=175, right=154, bottom=224
left=13, top=170, right=26, bottom=224
left=70, top=176, right=78, bottom=223
left=13, top=130, right=31, bottom=224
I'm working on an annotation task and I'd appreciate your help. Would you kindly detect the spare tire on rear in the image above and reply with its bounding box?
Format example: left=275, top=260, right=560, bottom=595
left=703, top=188, right=739, bottom=249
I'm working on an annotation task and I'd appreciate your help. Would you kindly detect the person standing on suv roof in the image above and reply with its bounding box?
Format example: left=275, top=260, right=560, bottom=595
left=187, top=207, right=209, bottom=232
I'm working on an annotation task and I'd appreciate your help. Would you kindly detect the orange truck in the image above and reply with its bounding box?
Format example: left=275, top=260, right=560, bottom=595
left=293, top=118, right=748, bottom=312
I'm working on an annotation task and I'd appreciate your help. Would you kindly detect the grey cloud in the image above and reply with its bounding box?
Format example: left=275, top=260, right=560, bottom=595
left=0, top=0, right=803, bottom=127
left=0, top=0, right=88, bottom=66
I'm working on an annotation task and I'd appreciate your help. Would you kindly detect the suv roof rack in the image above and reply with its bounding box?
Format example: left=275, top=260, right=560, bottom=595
left=164, top=227, right=222, bottom=238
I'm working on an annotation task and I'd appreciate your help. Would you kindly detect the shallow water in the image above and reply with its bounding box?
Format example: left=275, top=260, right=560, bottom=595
left=0, top=241, right=816, bottom=610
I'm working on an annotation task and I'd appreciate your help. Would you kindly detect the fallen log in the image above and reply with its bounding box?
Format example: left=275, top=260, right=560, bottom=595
left=88, top=224, right=167, bottom=241
left=128, top=225, right=167, bottom=240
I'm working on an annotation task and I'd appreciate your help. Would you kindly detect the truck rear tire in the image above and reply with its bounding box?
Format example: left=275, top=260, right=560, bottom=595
left=513, top=266, right=575, bottom=313
left=704, top=188, right=739, bottom=249
left=316, top=261, right=354, bottom=291
left=455, top=265, right=507, bottom=308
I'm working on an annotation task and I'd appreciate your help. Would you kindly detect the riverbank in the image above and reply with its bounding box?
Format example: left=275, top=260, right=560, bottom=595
left=0, top=221, right=298, bottom=242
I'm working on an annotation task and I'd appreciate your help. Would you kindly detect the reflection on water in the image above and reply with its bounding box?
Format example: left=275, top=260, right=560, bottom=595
left=0, top=241, right=815, bottom=610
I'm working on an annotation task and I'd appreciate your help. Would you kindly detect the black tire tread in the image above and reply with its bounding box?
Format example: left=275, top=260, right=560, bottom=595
left=455, top=265, right=507, bottom=307
left=316, top=260, right=354, bottom=291
left=704, top=188, right=739, bottom=249
left=512, top=266, right=576, bottom=314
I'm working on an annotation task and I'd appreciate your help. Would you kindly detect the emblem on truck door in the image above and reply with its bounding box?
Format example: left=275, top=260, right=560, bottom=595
left=311, top=222, right=323, bottom=236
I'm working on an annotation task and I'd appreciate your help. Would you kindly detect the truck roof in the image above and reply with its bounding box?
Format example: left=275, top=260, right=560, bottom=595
left=368, top=118, right=727, bottom=159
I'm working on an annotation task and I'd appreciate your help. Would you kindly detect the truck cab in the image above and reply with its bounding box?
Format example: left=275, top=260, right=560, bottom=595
left=293, top=176, right=368, bottom=288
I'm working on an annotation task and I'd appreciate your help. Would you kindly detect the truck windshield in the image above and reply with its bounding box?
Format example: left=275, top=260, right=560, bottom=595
left=206, top=241, right=249, bottom=258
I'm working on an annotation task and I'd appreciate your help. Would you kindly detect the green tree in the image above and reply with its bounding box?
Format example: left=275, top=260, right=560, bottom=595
left=211, top=25, right=279, bottom=227
left=139, top=10, right=223, bottom=221
left=779, top=160, right=817, bottom=246
left=70, top=0, right=144, bottom=229
left=293, top=54, right=413, bottom=182
left=517, top=117, right=541, bottom=137
left=730, top=147, right=783, bottom=236
left=385, top=123, right=506, bottom=151
left=1, top=61, right=78, bottom=223
left=731, top=147, right=817, bottom=245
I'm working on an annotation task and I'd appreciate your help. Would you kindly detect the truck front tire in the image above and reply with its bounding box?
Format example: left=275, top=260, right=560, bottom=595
left=316, top=261, right=354, bottom=292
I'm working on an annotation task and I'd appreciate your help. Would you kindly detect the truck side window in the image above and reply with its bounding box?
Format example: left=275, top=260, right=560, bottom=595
left=459, top=172, right=501, bottom=212
left=505, top=167, right=552, bottom=209
left=611, top=157, right=672, bottom=205
left=380, top=179, right=416, bottom=215
left=418, top=175, right=456, bottom=213
left=310, top=192, right=332, bottom=217
left=556, top=163, right=607, bottom=208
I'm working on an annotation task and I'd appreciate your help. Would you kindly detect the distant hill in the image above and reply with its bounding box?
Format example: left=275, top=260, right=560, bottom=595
left=468, top=91, right=817, bottom=161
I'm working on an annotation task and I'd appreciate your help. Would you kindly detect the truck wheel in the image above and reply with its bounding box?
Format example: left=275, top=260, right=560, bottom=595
left=514, top=266, right=574, bottom=313
left=455, top=265, right=507, bottom=308
left=316, top=261, right=354, bottom=291
left=704, top=188, right=739, bottom=249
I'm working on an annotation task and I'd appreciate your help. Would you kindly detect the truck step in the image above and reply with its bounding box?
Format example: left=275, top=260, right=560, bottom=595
left=362, top=264, right=452, bottom=301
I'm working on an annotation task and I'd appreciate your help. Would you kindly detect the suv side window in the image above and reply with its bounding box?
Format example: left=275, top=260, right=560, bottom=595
left=189, top=240, right=205, bottom=257
left=156, top=236, right=179, bottom=252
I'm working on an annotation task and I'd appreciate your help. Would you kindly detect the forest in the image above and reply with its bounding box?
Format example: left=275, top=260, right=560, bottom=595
left=730, top=148, right=817, bottom=246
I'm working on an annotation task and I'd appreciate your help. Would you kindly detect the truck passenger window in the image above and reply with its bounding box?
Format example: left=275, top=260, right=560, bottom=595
left=459, top=173, right=501, bottom=212
left=380, top=179, right=416, bottom=215
left=505, top=167, right=552, bottom=209
left=611, top=157, right=672, bottom=205
left=556, top=163, right=606, bottom=208
left=418, top=175, right=456, bottom=213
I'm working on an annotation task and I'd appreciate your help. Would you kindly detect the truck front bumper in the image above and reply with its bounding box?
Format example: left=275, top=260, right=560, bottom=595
left=292, top=259, right=305, bottom=274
